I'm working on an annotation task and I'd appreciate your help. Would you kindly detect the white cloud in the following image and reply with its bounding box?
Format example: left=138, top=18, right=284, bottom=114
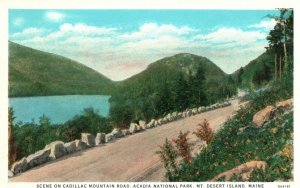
left=122, top=22, right=194, bottom=40
left=10, top=23, right=269, bottom=81
left=12, top=18, right=24, bottom=26
left=195, top=27, right=265, bottom=46
left=59, top=23, right=117, bottom=35
left=249, top=19, right=276, bottom=30
left=10, top=27, right=48, bottom=39
left=45, top=11, right=65, bottom=22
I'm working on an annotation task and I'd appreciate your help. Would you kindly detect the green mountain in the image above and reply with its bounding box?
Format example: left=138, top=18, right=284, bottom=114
left=114, top=53, right=229, bottom=102
left=9, top=41, right=114, bottom=97
left=232, top=52, right=274, bottom=88
left=110, top=53, right=237, bottom=126
left=119, top=53, right=226, bottom=85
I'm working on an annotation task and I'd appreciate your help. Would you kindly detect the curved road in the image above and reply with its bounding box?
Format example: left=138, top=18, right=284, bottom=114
left=11, top=101, right=238, bottom=182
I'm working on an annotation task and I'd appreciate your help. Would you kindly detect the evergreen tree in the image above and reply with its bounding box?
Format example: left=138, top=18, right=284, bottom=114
left=237, top=67, right=244, bottom=84
left=155, top=82, right=172, bottom=116
left=173, top=73, right=190, bottom=111
left=267, top=9, right=293, bottom=79
left=252, top=63, right=271, bottom=86
left=189, top=66, right=206, bottom=106
left=8, top=107, right=17, bottom=168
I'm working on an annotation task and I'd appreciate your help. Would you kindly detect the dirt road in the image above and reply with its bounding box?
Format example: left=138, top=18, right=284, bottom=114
left=11, top=102, right=237, bottom=182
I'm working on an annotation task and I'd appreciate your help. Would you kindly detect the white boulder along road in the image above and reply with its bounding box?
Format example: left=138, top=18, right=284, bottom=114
left=10, top=100, right=238, bottom=182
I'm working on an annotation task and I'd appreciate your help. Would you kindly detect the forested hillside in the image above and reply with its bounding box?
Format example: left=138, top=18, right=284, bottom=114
left=9, top=42, right=114, bottom=97
left=110, top=53, right=237, bottom=127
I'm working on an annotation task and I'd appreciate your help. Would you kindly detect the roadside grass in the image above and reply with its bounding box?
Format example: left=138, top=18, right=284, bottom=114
left=167, top=73, right=294, bottom=182
left=170, top=106, right=293, bottom=182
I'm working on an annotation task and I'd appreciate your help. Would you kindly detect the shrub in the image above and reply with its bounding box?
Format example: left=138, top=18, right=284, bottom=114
left=193, top=119, right=213, bottom=145
left=156, top=138, right=178, bottom=179
left=173, top=131, right=192, bottom=163
left=13, top=108, right=112, bottom=158
left=63, top=108, right=112, bottom=141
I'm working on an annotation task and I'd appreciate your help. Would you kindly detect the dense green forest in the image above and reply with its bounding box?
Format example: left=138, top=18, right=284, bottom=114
left=9, top=42, right=115, bottom=97
left=232, top=9, right=293, bottom=89
left=232, top=52, right=274, bottom=88
left=109, top=53, right=237, bottom=127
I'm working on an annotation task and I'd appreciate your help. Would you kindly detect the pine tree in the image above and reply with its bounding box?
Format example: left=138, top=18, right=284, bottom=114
left=189, top=66, right=206, bottom=106
left=237, top=67, right=244, bottom=84
left=173, top=73, right=190, bottom=111
left=267, top=9, right=293, bottom=78
left=8, top=107, right=17, bottom=168
left=156, top=82, right=172, bottom=115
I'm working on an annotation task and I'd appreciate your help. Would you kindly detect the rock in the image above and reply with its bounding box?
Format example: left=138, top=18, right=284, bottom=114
left=276, top=98, right=293, bottom=108
left=163, top=117, right=169, bottom=123
left=139, top=120, right=147, bottom=129
left=198, top=107, right=203, bottom=113
left=27, top=148, right=51, bottom=168
left=105, top=133, right=115, bottom=142
left=8, top=170, right=14, bottom=178
left=166, top=113, right=172, bottom=121
left=111, top=128, right=119, bottom=134
left=237, top=126, right=250, bottom=135
left=75, top=139, right=88, bottom=150
left=74, top=139, right=88, bottom=151
left=95, top=133, right=106, bottom=145
left=276, top=98, right=293, bottom=115
left=253, top=105, right=275, bottom=128
left=187, top=109, right=192, bottom=117
left=11, top=157, right=27, bottom=174
left=239, top=101, right=250, bottom=108
left=192, top=108, right=198, bottom=115
left=178, top=112, right=182, bottom=118
left=210, top=161, right=267, bottom=181
left=111, top=128, right=123, bottom=138
left=129, top=123, right=138, bottom=133
left=146, top=119, right=155, bottom=129
left=64, top=141, right=77, bottom=154
left=154, top=120, right=159, bottom=127
left=121, top=129, right=130, bottom=136
left=158, top=118, right=163, bottom=125
left=81, top=133, right=95, bottom=147
left=136, top=125, right=142, bottom=131
left=172, top=112, right=178, bottom=119
left=46, top=141, right=67, bottom=160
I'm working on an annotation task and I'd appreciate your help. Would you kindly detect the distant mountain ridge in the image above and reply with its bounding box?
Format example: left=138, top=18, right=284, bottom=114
left=9, top=41, right=270, bottom=98
left=232, top=52, right=274, bottom=88
left=9, top=41, right=114, bottom=97
left=109, top=52, right=236, bottom=124
left=117, top=53, right=226, bottom=87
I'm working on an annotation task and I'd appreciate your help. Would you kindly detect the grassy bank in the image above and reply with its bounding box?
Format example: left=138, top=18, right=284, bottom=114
left=162, top=70, right=293, bottom=182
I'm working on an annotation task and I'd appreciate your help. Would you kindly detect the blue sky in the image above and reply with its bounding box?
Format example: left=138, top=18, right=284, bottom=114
left=9, top=9, right=278, bottom=81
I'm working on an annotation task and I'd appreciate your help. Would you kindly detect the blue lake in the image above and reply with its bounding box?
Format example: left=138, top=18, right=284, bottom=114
left=9, top=95, right=110, bottom=124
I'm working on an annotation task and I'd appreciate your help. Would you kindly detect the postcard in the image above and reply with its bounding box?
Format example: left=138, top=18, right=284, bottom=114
left=0, top=0, right=298, bottom=188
